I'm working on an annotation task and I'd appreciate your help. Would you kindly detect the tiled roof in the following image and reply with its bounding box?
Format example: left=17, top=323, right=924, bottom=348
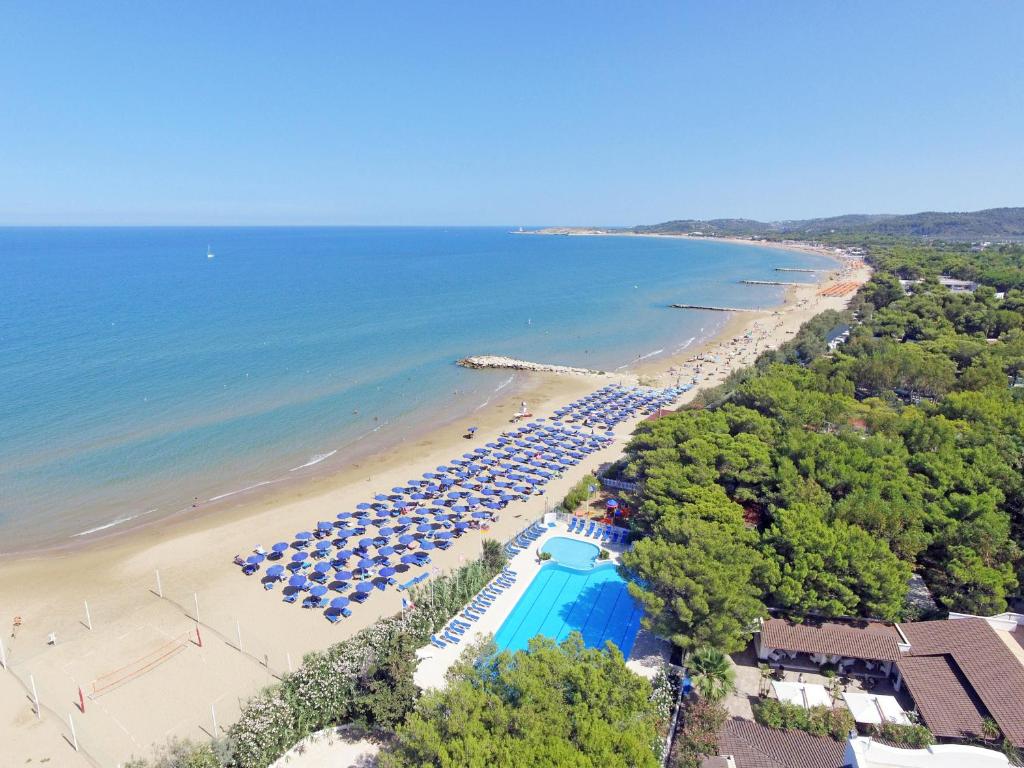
left=711, top=718, right=845, bottom=768
left=900, top=618, right=1024, bottom=747
left=761, top=618, right=903, bottom=662
left=896, top=655, right=987, bottom=740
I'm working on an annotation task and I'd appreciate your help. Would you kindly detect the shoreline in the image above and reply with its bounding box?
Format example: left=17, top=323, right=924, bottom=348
left=0, top=248, right=870, bottom=766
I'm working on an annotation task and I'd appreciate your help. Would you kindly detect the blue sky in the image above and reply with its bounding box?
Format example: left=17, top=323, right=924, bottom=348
left=1, top=1, right=1022, bottom=225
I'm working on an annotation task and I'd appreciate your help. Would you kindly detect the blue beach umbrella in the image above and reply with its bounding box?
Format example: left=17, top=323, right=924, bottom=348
left=358, top=538, right=374, bottom=549
left=288, top=574, right=308, bottom=587
left=246, top=554, right=265, bottom=564
left=335, top=569, right=354, bottom=580
left=294, top=531, right=313, bottom=541
left=355, top=582, right=373, bottom=593
left=419, top=540, right=436, bottom=550
left=309, top=585, right=328, bottom=597
left=357, top=558, right=376, bottom=569
left=380, top=566, right=396, bottom=578
left=291, top=552, right=308, bottom=563
left=266, top=564, right=285, bottom=578
left=454, top=521, right=469, bottom=530
left=398, top=535, right=415, bottom=545
left=378, top=546, right=395, bottom=556
left=271, top=542, right=289, bottom=552
left=435, top=531, right=452, bottom=540
left=417, top=523, right=433, bottom=533
left=472, top=511, right=489, bottom=519
left=315, top=540, right=331, bottom=551
left=330, top=597, right=350, bottom=609
left=314, top=561, right=332, bottom=573
left=317, top=521, right=333, bottom=532
left=378, top=527, right=394, bottom=537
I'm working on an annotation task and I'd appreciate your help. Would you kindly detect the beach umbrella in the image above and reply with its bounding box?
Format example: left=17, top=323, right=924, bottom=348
left=357, top=516, right=374, bottom=526
left=330, top=597, right=350, bottom=609
left=606, top=499, right=619, bottom=509
left=398, top=534, right=415, bottom=545
left=378, top=527, right=394, bottom=536
left=419, top=540, right=436, bottom=550
left=378, top=546, right=395, bottom=556
left=295, top=531, right=313, bottom=541
left=485, top=502, right=501, bottom=510
left=288, top=574, right=307, bottom=587
left=310, top=585, right=327, bottom=597
left=435, top=531, right=452, bottom=540
left=358, top=538, right=374, bottom=549
left=245, top=554, right=265, bottom=565
left=336, top=512, right=354, bottom=520
left=266, top=564, right=285, bottom=578
left=317, top=521, right=333, bottom=532
left=315, top=540, right=331, bottom=551
left=335, top=569, right=354, bottom=580
left=380, top=566, right=396, bottom=578
left=471, top=511, right=489, bottom=519
left=391, top=486, right=406, bottom=494
left=436, top=465, right=449, bottom=472
left=357, top=558, right=376, bottom=569
left=454, top=521, right=469, bottom=530
left=314, top=561, right=332, bottom=573
left=417, top=523, right=433, bottom=533
left=355, top=582, right=373, bottom=593
left=291, top=552, right=308, bottom=563
left=400, top=554, right=418, bottom=564
left=271, top=542, right=289, bottom=552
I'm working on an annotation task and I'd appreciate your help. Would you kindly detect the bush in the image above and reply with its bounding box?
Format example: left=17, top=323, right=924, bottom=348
left=598, top=548, right=610, bottom=560
left=563, top=473, right=599, bottom=511
left=539, top=550, right=552, bottom=561
left=878, top=722, right=935, bottom=748
left=753, top=700, right=853, bottom=742
left=669, top=698, right=727, bottom=768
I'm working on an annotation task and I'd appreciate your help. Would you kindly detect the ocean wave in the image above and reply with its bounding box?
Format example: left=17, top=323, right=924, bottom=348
left=290, top=449, right=338, bottom=472
left=208, top=480, right=275, bottom=502
left=72, top=508, right=158, bottom=538
left=475, top=374, right=516, bottom=410
left=674, top=336, right=697, bottom=353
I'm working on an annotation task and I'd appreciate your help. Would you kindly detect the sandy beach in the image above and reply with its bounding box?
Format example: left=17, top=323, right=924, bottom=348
left=0, top=241, right=869, bottom=767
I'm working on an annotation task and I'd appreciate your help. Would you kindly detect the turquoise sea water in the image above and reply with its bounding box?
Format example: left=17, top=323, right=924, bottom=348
left=0, top=228, right=833, bottom=552
left=494, top=560, right=643, bottom=655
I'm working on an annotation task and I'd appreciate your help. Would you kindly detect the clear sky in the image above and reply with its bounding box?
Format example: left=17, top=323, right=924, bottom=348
left=2, top=1, right=1022, bottom=225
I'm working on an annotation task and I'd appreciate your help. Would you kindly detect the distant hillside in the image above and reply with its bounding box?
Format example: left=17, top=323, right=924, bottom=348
left=634, top=207, right=1024, bottom=242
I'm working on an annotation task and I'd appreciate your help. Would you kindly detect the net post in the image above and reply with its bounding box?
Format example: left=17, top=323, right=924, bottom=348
left=68, top=711, right=79, bottom=751
left=29, top=674, right=40, bottom=718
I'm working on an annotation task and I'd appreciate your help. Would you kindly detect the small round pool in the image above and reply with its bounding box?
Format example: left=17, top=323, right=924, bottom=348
left=540, top=536, right=601, bottom=569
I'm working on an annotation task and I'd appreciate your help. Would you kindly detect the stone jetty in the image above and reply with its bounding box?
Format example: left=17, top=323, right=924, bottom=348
left=457, top=355, right=604, bottom=376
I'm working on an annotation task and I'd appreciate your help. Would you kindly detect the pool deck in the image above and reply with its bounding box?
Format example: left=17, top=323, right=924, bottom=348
left=412, top=520, right=670, bottom=689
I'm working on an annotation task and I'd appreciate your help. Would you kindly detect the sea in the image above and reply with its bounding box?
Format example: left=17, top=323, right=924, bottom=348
left=0, top=227, right=835, bottom=553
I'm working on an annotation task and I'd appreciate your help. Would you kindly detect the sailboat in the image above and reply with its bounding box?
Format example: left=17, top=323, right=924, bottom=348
left=207, top=245, right=215, bottom=259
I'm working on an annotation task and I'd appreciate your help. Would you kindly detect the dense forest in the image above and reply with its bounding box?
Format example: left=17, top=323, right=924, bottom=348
left=633, top=207, right=1024, bottom=242
left=620, top=241, right=1024, bottom=653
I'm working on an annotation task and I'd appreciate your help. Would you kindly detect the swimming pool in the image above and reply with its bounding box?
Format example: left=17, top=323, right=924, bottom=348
left=540, top=536, right=600, bottom=569
left=493, top=554, right=643, bottom=656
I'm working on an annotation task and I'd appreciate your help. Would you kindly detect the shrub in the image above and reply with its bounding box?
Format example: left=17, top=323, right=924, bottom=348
left=563, top=473, right=599, bottom=511
left=753, top=700, right=852, bottom=742
left=598, top=548, right=610, bottom=560
left=539, top=551, right=552, bottom=561
left=878, top=722, right=935, bottom=748
left=669, top=698, right=727, bottom=768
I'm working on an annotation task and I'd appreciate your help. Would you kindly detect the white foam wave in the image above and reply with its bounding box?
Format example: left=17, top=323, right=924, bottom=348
left=290, top=449, right=338, bottom=472
left=73, top=508, right=158, bottom=538
left=674, top=336, right=697, bottom=353
left=475, top=374, right=517, bottom=410
left=635, top=348, right=664, bottom=363
left=208, top=480, right=274, bottom=502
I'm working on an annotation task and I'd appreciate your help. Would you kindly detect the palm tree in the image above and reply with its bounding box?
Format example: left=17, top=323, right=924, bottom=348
left=688, top=647, right=736, bottom=704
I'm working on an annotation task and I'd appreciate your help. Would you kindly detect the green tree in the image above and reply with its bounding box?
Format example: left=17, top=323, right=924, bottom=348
left=381, top=633, right=662, bottom=768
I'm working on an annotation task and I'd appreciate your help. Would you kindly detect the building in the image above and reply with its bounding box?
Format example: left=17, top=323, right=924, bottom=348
left=844, top=736, right=1008, bottom=767
left=826, top=324, right=852, bottom=351
left=702, top=718, right=845, bottom=768
left=755, top=614, right=1024, bottom=747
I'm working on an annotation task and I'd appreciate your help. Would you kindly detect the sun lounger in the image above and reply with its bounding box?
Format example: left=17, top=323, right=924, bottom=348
left=283, top=591, right=299, bottom=604
left=430, top=635, right=447, bottom=649
left=443, top=631, right=461, bottom=644
left=325, top=610, right=342, bottom=623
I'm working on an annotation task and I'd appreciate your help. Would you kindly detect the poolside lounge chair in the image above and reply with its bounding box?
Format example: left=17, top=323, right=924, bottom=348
left=325, top=609, right=342, bottom=623
left=430, top=635, right=447, bottom=649
left=443, top=631, right=461, bottom=644
left=283, top=591, right=299, bottom=604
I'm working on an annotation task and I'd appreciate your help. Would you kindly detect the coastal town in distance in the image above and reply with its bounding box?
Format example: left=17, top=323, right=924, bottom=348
left=3, top=4, right=1024, bottom=768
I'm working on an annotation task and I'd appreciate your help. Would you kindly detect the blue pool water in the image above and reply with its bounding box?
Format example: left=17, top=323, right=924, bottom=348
left=493, top=560, right=643, bottom=655
left=540, top=536, right=600, bottom=569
